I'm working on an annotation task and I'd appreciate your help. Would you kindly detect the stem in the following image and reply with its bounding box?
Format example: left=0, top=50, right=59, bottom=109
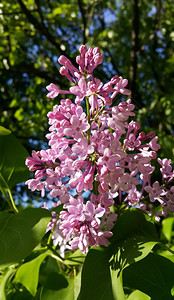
left=0, top=187, right=13, bottom=210
left=119, top=188, right=122, bottom=203
left=93, top=180, right=99, bottom=195
left=0, top=172, right=18, bottom=213
left=93, top=104, right=105, bottom=121
left=42, top=240, right=65, bottom=264
left=47, top=214, right=60, bottom=245
left=159, top=243, right=174, bottom=255
left=8, top=188, right=18, bottom=213
left=85, top=97, right=91, bottom=144
left=46, top=243, right=65, bottom=263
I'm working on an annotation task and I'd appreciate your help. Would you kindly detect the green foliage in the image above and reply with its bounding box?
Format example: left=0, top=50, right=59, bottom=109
left=64, top=249, right=85, bottom=266
left=0, top=133, right=30, bottom=190
left=79, top=247, right=116, bottom=300
left=127, top=290, right=150, bottom=300
left=79, top=209, right=162, bottom=300
left=123, top=253, right=174, bottom=300
left=0, top=269, right=16, bottom=300
left=0, top=131, right=30, bottom=211
left=162, top=217, right=174, bottom=242
left=14, top=250, right=51, bottom=296
left=0, top=202, right=174, bottom=299
left=40, top=271, right=81, bottom=300
left=0, top=208, right=51, bottom=268
left=110, top=209, right=158, bottom=271
left=0, top=126, right=11, bottom=136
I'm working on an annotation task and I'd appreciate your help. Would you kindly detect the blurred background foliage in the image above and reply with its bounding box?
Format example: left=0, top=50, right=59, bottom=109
left=0, top=0, right=174, bottom=207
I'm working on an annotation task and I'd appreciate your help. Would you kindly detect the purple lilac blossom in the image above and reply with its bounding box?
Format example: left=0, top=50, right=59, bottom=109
left=25, top=45, right=174, bottom=256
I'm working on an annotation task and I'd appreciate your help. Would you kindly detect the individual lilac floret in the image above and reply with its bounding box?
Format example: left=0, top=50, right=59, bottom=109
left=46, top=83, right=71, bottom=98
left=158, top=158, right=174, bottom=181
left=167, top=186, right=174, bottom=202
left=144, top=181, right=166, bottom=203
left=124, top=185, right=142, bottom=207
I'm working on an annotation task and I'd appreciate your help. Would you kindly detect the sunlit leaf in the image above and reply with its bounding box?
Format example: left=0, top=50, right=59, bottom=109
left=14, top=250, right=51, bottom=296
left=110, top=209, right=158, bottom=270
left=0, top=269, right=15, bottom=300
left=127, top=290, right=150, bottom=300
left=79, top=247, right=117, bottom=300
left=0, top=208, right=51, bottom=268
left=0, top=133, right=30, bottom=189
left=64, top=249, right=85, bottom=266
left=0, top=126, right=11, bottom=136
left=123, top=253, right=174, bottom=300
left=162, top=217, right=174, bottom=241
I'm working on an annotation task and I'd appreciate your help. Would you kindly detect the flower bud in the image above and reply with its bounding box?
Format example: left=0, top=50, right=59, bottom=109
left=79, top=45, right=87, bottom=56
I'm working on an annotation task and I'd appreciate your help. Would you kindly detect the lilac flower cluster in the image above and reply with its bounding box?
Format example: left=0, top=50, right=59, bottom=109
left=26, top=45, right=174, bottom=255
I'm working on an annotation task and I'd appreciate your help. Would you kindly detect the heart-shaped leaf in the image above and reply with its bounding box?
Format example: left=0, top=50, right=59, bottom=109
left=0, top=208, right=51, bottom=268
left=14, top=250, right=51, bottom=296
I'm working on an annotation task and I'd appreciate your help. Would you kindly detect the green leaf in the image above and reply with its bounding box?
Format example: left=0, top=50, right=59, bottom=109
left=112, top=209, right=158, bottom=243
left=110, top=209, right=158, bottom=270
left=39, top=255, right=60, bottom=285
left=40, top=270, right=81, bottom=300
left=127, top=290, right=151, bottom=300
left=156, top=246, right=174, bottom=263
left=52, top=7, right=63, bottom=15
left=14, top=108, right=24, bottom=121
left=113, top=236, right=158, bottom=270
left=79, top=247, right=118, bottom=300
left=6, top=288, right=34, bottom=300
left=162, top=217, right=174, bottom=241
left=0, top=134, right=30, bottom=189
left=123, top=253, right=174, bottom=300
left=0, top=126, right=11, bottom=136
left=79, top=210, right=158, bottom=300
left=64, top=249, right=85, bottom=265
left=14, top=250, right=51, bottom=296
left=50, top=204, right=63, bottom=214
left=0, top=269, right=16, bottom=300
left=111, top=269, right=126, bottom=300
left=0, top=208, right=51, bottom=268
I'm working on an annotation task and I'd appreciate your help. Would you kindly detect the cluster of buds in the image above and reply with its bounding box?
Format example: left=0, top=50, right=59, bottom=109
left=26, top=45, right=174, bottom=255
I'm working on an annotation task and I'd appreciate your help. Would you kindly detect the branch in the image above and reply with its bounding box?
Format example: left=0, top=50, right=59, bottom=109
left=129, top=0, right=139, bottom=103
left=0, top=9, right=38, bottom=15
left=16, top=0, right=66, bottom=55
left=150, top=0, right=165, bottom=93
left=34, top=0, right=45, bottom=28
left=78, top=0, right=87, bottom=44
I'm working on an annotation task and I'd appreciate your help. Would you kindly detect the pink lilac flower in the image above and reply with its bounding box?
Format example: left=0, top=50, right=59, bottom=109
left=46, top=83, right=71, bottom=98
left=54, top=196, right=112, bottom=254
left=167, top=186, right=174, bottom=202
left=70, top=77, right=88, bottom=103
left=72, top=137, right=94, bottom=160
left=124, top=185, right=141, bottom=206
left=25, top=44, right=174, bottom=255
left=158, top=158, right=174, bottom=181
left=144, top=181, right=166, bottom=203
left=124, top=133, right=141, bottom=150
left=148, top=136, right=161, bottom=151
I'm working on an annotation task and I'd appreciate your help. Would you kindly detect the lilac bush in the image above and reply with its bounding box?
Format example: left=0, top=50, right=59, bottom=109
left=25, top=45, right=174, bottom=256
